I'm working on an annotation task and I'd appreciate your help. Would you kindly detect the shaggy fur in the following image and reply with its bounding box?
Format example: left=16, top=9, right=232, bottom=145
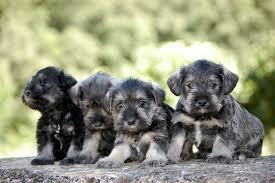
left=68, top=72, right=119, bottom=164
left=167, top=60, right=264, bottom=164
left=22, top=67, right=84, bottom=165
left=96, top=78, right=174, bottom=168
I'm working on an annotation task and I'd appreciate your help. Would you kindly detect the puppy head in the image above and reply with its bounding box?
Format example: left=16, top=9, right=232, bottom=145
left=69, top=72, right=118, bottom=130
left=22, top=67, right=76, bottom=112
left=167, top=59, right=238, bottom=117
left=108, top=78, right=165, bottom=133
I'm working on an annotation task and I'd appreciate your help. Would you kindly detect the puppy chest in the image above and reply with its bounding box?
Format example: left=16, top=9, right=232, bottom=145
left=192, top=124, right=217, bottom=149
left=48, top=123, right=75, bottom=136
left=47, top=112, right=76, bottom=135
left=193, top=124, right=203, bottom=147
left=115, top=133, right=141, bottom=148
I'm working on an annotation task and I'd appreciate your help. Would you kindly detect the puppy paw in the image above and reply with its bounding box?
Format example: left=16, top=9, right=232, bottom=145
left=193, top=151, right=208, bottom=159
left=167, top=158, right=179, bottom=165
left=233, top=153, right=246, bottom=160
left=138, top=159, right=167, bottom=168
left=60, top=157, right=75, bottom=165
left=167, top=154, right=180, bottom=164
left=206, top=156, right=232, bottom=164
left=233, top=150, right=255, bottom=160
left=31, top=158, right=54, bottom=165
left=96, top=159, right=122, bottom=169
left=74, top=155, right=97, bottom=164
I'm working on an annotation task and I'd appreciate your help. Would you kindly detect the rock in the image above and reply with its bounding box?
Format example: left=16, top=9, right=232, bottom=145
left=0, top=156, right=275, bottom=183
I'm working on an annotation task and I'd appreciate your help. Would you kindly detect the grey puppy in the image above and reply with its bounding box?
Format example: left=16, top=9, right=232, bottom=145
left=69, top=72, right=119, bottom=164
left=167, top=59, right=264, bottom=164
left=96, top=78, right=174, bottom=168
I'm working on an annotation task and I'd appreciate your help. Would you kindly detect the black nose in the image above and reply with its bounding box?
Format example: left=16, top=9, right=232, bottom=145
left=127, top=118, right=136, bottom=126
left=196, top=99, right=209, bottom=108
left=25, top=90, right=31, bottom=97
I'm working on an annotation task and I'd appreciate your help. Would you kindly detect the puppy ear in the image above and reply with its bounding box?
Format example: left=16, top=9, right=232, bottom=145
left=59, top=70, right=77, bottom=89
left=69, top=84, right=79, bottom=106
left=103, top=90, right=114, bottom=113
left=223, top=67, right=239, bottom=95
left=151, top=84, right=165, bottom=106
left=167, top=68, right=185, bottom=96
left=77, top=86, right=84, bottom=100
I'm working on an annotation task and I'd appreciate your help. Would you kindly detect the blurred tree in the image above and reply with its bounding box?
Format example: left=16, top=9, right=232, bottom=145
left=0, top=0, right=274, bottom=156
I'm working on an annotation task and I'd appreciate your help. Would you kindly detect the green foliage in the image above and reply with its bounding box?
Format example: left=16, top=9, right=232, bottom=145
left=0, top=0, right=275, bottom=156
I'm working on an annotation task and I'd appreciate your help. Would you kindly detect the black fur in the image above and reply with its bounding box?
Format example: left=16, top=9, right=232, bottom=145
left=22, top=67, right=84, bottom=165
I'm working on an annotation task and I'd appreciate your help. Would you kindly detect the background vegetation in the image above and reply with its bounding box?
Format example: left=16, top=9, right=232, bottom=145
left=0, top=0, right=274, bottom=157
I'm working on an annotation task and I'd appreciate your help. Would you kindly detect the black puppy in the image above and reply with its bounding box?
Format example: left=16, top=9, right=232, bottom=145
left=22, top=67, right=85, bottom=165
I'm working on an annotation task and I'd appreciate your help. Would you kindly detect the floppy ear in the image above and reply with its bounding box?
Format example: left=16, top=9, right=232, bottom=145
left=103, top=90, right=114, bottom=113
left=167, top=67, right=186, bottom=96
left=223, top=67, right=239, bottom=95
left=69, top=85, right=79, bottom=106
left=59, top=70, right=77, bottom=89
left=151, top=84, right=165, bottom=106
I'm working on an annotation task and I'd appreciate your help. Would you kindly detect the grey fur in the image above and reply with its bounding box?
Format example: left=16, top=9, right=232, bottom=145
left=69, top=72, right=119, bottom=164
left=167, top=60, right=264, bottom=164
left=96, top=78, right=174, bottom=168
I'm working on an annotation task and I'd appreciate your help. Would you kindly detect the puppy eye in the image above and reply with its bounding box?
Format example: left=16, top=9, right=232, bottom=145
left=91, top=101, right=99, bottom=108
left=210, top=82, right=218, bottom=88
left=138, top=100, right=146, bottom=107
left=186, top=82, right=193, bottom=89
left=116, top=102, right=123, bottom=110
left=41, top=79, right=49, bottom=86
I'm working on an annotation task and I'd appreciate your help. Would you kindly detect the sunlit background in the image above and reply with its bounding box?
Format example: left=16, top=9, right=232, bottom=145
left=0, top=0, right=274, bottom=157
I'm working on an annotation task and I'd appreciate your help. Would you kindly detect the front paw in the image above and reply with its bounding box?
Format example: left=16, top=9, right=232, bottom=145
left=167, top=158, right=179, bottom=165
left=206, top=156, right=232, bottom=164
left=167, top=154, right=180, bottom=164
left=31, top=158, right=54, bottom=165
left=60, top=157, right=75, bottom=165
left=74, top=155, right=97, bottom=164
left=96, top=159, right=122, bottom=169
left=138, top=159, right=167, bottom=168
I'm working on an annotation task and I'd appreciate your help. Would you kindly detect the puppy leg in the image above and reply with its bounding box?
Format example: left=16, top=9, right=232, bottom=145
left=31, top=132, right=54, bottom=165
left=207, top=135, right=233, bottom=164
left=74, top=130, right=101, bottom=164
left=233, top=136, right=263, bottom=160
left=96, top=143, right=132, bottom=168
left=60, top=134, right=83, bottom=165
left=139, top=142, right=168, bottom=168
left=181, top=139, right=194, bottom=161
left=167, top=128, right=187, bottom=163
left=138, top=132, right=168, bottom=168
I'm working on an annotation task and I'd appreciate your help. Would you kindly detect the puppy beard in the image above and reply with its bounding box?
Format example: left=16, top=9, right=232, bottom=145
left=114, top=108, right=150, bottom=133
left=84, top=110, right=113, bottom=131
left=181, top=94, right=222, bottom=117
left=22, top=94, right=48, bottom=111
left=84, top=118, right=113, bottom=131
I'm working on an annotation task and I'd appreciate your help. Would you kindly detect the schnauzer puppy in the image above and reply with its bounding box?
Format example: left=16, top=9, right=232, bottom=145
left=167, top=59, right=264, bottom=164
left=69, top=72, right=119, bottom=164
left=22, top=67, right=85, bottom=165
left=96, top=78, right=174, bottom=168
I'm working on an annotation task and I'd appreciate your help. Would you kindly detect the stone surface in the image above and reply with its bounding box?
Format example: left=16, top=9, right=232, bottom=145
left=0, top=156, right=275, bottom=183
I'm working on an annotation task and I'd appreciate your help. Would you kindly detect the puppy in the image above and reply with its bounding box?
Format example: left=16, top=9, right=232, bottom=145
left=96, top=78, right=174, bottom=168
left=22, top=67, right=85, bottom=165
left=69, top=72, right=119, bottom=164
left=167, top=59, right=264, bottom=164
